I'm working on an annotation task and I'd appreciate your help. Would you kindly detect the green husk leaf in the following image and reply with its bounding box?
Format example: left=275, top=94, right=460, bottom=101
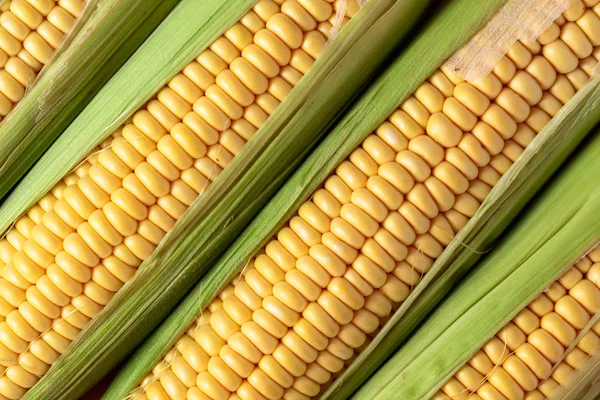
left=0, top=0, right=183, bottom=204
left=354, top=125, right=600, bottom=398
left=26, top=1, right=433, bottom=398
left=105, top=0, right=515, bottom=397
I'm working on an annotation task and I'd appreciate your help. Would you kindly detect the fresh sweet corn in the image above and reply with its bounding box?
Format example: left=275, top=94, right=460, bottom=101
left=433, top=246, right=600, bottom=400
left=129, top=2, right=600, bottom=399
left=0, top=0, right=351, bottom=398
left=0, top=0, right=85, bottom=118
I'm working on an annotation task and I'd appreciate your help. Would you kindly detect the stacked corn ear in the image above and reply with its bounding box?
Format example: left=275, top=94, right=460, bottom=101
left=117, top=2, right=600, bottom=400
left=434, top=247, right=600, bottom=400
left=0, top=0, right=85, bottom=119
left=0, top=1, right=360, bottom=398
left=12, top=0, right=443, bottom=396
left=353, top=112, right=600, bottom=399
left=0, top=0, right=186, bottom=204
left=322, top=1, right=600, bottom=397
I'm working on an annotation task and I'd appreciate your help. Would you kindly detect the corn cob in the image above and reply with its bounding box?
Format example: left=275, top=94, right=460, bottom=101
left=0, top=0, right=84, bottom=119
left=0, top=0, right=356, bottom=398
left=433, top=247, right=600, bottom=400
left=0, top=0, right=190, bottom=206
left=352, top=116, right=600, bottom=400
left=14, top=0, right=443, bottom=396
left=123, top=2, right=600, bottom=400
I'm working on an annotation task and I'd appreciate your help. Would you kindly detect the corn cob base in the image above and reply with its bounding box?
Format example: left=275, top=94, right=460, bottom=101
left=0, top=0, right=354, bottom=398
left=434, top=247, right=600, bottom=400
left=0, top=0, right=84, bottom=119
left=129, top=1, right=600, bottom=399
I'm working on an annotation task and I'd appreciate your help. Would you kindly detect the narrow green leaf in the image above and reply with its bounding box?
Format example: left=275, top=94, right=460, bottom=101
left=25, top=1, right=432, bottom=398
left=354, top=129, right=600, bottom=399
left=0, top=0, right=182, bottom=206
